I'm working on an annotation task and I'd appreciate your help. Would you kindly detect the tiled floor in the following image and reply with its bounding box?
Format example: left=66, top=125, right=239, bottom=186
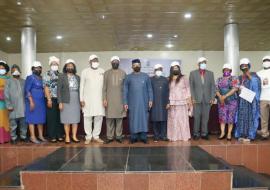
left=23, top=146, right=231, bottom=173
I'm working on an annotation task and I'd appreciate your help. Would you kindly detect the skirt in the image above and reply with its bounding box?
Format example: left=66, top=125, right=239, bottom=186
left=60, top=91, right=80, bottom=124
left=167, top=104, right=191, bottom=141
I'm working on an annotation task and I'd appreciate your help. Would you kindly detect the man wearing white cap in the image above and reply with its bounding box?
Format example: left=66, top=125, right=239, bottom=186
left=150, top=64, right=169, bottom=142
left=257, top=56, right=270, bottom=140
left=4, top=64, right=27, bottom=144
left=235, top=58, right=261, bottom=142
left=80, top=54, right=105, bottom=144
left=189, top=57, right=215, bottom=140
left=102, top=56, right=126, bottom=144
left=43, top=56, right=64, bottom=142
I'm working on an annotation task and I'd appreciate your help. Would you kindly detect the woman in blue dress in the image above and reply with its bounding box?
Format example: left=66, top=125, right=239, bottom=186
left=25, top=61, right=46, bottom=144
left=235, top=58, right=261, bottom=142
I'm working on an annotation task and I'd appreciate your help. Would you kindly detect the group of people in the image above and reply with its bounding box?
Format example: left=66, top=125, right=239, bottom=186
left=0, top=54, right=269, bottom=145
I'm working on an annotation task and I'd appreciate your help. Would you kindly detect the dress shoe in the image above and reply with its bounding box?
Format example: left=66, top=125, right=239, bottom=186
left=116, top=139, right=123, bottom=143
left=218, top=135, right=226, bottom=140
left=260, top=136, right=268, bottom=141
left=38, top=137, right=48, bottom=142
left=30, top=138, right=41, bottom=144
left=142, top=139, right=148, bottom=144
left=93, top=138, right=104, bottom=144
left=105, top=139, right=113, bottom=144
left=10, top=139, right=18, bottom=145
left=71, top=137, right=80, bottom=143
left=193, top=135, right=200, bottom=140
left=201, top=135, right=209, bottom=140
left=84, top=139, right=91, bottom=145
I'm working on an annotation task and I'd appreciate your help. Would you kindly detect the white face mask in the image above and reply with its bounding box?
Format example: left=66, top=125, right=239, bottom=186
left=155, top=70, right=163, bottom=77
left=51, top=65, right=59, bottom=71
left=263, top=61, right=270, bottom=69
left=199, top=63, right=207, bottom=70
left=91, top=62, right=99, bottom=69
left=0, top=69, right=6, bottom=75
left=12, top=70, right=20, bottom=76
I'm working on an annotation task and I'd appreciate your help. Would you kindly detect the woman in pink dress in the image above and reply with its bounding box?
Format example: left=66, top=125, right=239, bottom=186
left=167, top=61, right=192, bottom=141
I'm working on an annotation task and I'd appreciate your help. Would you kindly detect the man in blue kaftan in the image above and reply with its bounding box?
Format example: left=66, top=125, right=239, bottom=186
left=123, top=59, right=153, bottom=144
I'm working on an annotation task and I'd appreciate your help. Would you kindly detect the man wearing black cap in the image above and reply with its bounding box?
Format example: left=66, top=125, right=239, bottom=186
left=123, top=59, right=153, bottom=144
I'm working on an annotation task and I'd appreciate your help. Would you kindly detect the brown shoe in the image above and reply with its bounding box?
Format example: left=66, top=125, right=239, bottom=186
left=84, top=139, right=91, bottom=145
left=93, top=138, right=104, bottom=144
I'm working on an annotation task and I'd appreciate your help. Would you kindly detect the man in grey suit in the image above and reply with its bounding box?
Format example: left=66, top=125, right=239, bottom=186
left=189, top=57, right=215, bottom=140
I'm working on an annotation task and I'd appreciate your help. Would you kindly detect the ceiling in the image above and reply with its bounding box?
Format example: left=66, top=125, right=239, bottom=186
left=0, top=0, right=270, bottom=53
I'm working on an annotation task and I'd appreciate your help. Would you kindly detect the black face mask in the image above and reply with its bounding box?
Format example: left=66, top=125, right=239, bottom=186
left=172, top=69, right=180, bottom=75
left=112, top=63, right=119, bottom=70
left=66, top=68, right=74, bottom=73
left=33, top=70, right=41, bottom=76
left=241, top=67, right=249, bottom=73
left=133, top=67, right=141, bottom=72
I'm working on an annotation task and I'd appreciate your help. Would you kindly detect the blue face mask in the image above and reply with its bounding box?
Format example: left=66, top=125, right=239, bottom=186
left=199, top=63, right=207, bottom=70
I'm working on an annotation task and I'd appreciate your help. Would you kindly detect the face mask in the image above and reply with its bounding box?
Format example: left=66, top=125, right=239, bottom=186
left=112, top=63, right=119, bottom=69
left=133, top=67, right=141, bottom=72
left=66, top=68, right=74, bottom=73
left=263, top=61, right=270, bottom=69
left=155, top=70, right=163, bottom=77
left=51, top=65, right=59, bottom=71
left=33, top=70, right=41, bottom=76
left=223, top=71, right=231, bottom=77
left=0, top=69, right=6, bottom=75
left=12, top=70, right=21, bottom=76
left=172, top=69, right=180, bottom=75
left=240, top=66, right=249, bottom=73
left=199, top=63, right=207, bottom=70
left=91, top=62, right=99, bottom=69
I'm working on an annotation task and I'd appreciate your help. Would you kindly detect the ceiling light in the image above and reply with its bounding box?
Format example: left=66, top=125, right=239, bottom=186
left=6, top=36, right=12, bottom=41
left=17, top=1, right=22, bottom=5
left=173, top=34, right=178, bottom=38
left=101, top=15, right=106, bottom=19
left=165, top=43, right=174, bottom=48
left=146, top=33, right=153, bottom=38
left=184, top=13, right=192, bottom=19
left=56, top=35, right=63, bottom=40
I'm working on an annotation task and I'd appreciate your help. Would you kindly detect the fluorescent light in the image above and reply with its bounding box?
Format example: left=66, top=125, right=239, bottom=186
left=56, top=35, right=63, bottom=40
left=184, top=13, right=192, bottom=19
left=146, top=33, right=153, bottom=38
left=6, top=36, right=12, bottom=41
left=165, top=43, right=174, bottom=48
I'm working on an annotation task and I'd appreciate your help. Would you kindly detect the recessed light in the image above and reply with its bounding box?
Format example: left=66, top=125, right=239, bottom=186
left=173, top=34, right=178, bottom=38
left=146, top=33, right=153, bottom=38
left=101, top=15, right=106, bottom=19
left=56, top=35, right=63, bottom=40
left=184, top=13, right=192, bottom=19
left=17, top=1, right=22, bottom=5
left=6, top=36, right=12, bottom=41
left=165, top=43, right=174, bottom=48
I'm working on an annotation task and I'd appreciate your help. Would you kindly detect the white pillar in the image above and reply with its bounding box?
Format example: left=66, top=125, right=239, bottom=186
left=224, top=23, right=239, bottom=76
left=21, top=27, right=36, bottom=78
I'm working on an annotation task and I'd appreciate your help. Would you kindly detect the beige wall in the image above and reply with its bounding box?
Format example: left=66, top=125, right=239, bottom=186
left=0, top=50, right=8, bottom=62
left=5, top=50, right=270, bottom=79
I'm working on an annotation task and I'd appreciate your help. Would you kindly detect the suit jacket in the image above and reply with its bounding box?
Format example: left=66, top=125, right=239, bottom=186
left=57, top=73, right=80, bottom=104
left=189, top=69, right=215, bottom=103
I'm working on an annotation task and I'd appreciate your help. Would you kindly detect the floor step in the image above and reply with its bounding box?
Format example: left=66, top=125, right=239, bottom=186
left=232, top=165, right=270, bottom=189
left=0, top=166, right=23, bottom=189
